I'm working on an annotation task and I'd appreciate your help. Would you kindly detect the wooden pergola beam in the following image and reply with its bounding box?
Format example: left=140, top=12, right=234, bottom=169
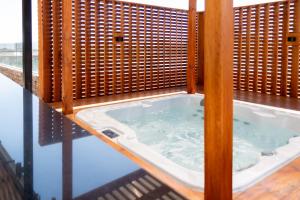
left=204, top=0, right=234, bottom=199
left=187, top=0, right=197, bottom=93
left=62, top=0, right=74, bottom=114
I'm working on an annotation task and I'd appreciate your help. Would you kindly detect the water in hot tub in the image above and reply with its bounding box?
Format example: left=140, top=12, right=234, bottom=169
left=106, top=96, right=300, bottom=173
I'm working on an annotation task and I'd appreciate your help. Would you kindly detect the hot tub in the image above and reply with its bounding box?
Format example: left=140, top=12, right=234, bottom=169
left=76, top=93, right=300, bottom=192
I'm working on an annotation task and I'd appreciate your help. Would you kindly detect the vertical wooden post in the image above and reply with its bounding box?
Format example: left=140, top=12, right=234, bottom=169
left=38, top=0, right=52, bottom=102
left=291, top=0, right=300, bottom=98
left=62, top=0, right=73, bottom=114
left=198, top=12, right=204, bottom=86
left=187, top=0, right=197, bottom=93
left=204, top=0, right=233, bottom=199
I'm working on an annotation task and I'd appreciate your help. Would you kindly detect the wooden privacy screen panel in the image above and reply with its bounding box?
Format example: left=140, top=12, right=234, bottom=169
left=39, top=0, right=198, bottom=102
left=233, top=0, right=300, bottom=98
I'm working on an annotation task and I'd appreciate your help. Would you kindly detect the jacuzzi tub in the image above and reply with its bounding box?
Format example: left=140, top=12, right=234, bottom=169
left=76, top=93, right=300, bottom=192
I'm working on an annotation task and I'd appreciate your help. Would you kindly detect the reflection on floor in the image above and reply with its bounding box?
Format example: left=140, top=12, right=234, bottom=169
left=75, top=169, right=186, bottom=200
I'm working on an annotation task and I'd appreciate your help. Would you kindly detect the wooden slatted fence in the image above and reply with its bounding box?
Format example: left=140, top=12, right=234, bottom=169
left=39, top=0, right=300, bottom=103
left=233, top=0, right=300, bottom=98
left=39, top=0, right=197, bottom=103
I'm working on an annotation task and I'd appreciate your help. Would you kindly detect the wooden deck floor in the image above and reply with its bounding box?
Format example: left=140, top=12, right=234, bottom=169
left=233, top=90, right=300, bottom=111
left=235, top=158, right=300, bottom=199
left=68, top=87, right=300, bottom=200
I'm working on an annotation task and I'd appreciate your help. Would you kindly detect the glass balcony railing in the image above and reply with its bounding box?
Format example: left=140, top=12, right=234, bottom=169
left=0, top=43, right=38, bottom=73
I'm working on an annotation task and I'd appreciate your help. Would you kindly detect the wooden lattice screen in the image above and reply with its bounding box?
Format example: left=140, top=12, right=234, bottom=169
left=39, top=0, right=198, bottom=103
left=233, top=0, right=300, bottom=98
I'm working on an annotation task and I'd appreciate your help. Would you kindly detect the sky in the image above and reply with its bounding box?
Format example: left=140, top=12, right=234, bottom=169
left=0, top=0, right=285, bottom=44
left=0, top=0, right=38, bottom=44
